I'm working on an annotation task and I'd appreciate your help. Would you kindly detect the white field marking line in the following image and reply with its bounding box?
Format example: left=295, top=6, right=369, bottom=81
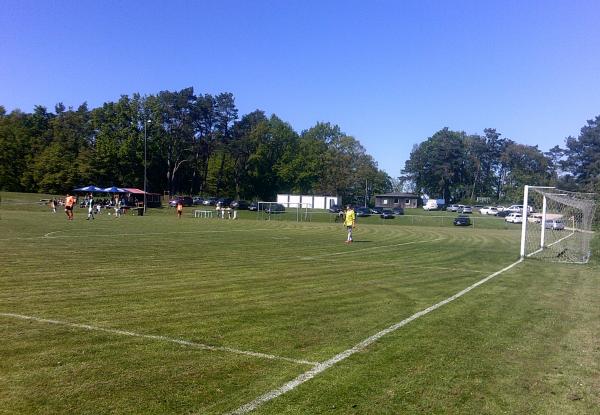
left=37, top=228, right=275, bottom=240
left=299, top=237, right=445, bottom=260
left=226, top=258, right=524, bottom=415
left=0, top=313, right=317, bottom=366
left=342, top=261, right=486, bottom=274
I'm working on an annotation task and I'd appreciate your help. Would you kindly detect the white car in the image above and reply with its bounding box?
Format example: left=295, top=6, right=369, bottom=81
left=505, top=212, right=523, bottom=223
left=507, top=204, right=533, bottom=214
left=480, top=206, right=498, bottom=215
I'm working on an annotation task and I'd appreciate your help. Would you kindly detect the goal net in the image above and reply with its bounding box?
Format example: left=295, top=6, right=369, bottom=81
left=520, top=186, right=597, bottom=264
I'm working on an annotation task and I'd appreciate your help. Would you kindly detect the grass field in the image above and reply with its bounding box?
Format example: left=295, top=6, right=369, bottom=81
left=1, top=193, right=599, bottom=414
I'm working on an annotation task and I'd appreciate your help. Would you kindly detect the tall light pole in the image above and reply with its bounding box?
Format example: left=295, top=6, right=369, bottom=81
left=143, top=119, right=151, bottom=213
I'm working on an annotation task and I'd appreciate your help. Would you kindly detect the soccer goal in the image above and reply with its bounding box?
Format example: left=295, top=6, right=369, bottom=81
left=256, top=201, right=311, bottom=221
left=520, top=185, right=597, bottom=263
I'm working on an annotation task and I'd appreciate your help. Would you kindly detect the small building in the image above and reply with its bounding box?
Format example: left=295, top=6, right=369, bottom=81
left=375, top=193, right=420, bottom=209
left=277, top=194, right=339, bottom=209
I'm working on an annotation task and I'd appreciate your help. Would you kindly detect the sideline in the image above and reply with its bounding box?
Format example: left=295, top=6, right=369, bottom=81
left=0, top=313, right=318, bottom=366
left=226, top=258, right=524, bottom=415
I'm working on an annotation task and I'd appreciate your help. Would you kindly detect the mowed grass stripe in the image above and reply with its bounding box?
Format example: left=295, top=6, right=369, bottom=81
left=1, top=194, right=597, bottom=414
left=1, top=223, right=521, bottom=363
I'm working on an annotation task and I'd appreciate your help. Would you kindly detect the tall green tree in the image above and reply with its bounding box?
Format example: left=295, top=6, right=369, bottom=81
left=562, top=115, right=600, bottom=193
left=33, top=103, right=92, bottom=193
left=146, top=88, right=196, bottom=195
left=403, top=128, right=468, bottom=201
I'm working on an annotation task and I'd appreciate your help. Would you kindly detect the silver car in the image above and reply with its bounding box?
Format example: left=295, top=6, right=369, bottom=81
left=545, top=219, right=565, bottom=230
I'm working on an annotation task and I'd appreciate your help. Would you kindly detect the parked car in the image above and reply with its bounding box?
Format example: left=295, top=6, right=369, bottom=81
left=459, top=205, right=473, bottom=214
left=328, top=204, right=343, bottom=213
left=370, top=206, right=384, bottom=214
left=230, top=200, right=249, bottom=210
left=392, top=207, right=404, bottom=215
left=169, top=196, right=194, bottom=207
left=423, top=200, right=439, bottom=210
left=496, top=209, right=515, bottom=218
left=192, top=196, right=204, bottom=205
left=453, top=215, right=472, bottom=226
left=380, top=209, right=395, bottom=219
left=507, top=204, right=533, bottom=213
left=248, top=201, right=259, bottom=211
left=264, top=203, right=285, bottom=213
left=216, top=197, right=233, bottom=208
left=203, top=197, right=218, bottom=206
left=505, top=212, right=523, bottom=223
left=480, top=206, right=498, bottom=215
left=446, top=204, right=460, bottom=212
left=355, top=207, right=371, bottom=217
left=545, top=219, right=565, bottom=230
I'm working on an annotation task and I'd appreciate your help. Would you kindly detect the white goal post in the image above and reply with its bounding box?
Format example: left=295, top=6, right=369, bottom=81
left=520, top=185, right=597, bottom=263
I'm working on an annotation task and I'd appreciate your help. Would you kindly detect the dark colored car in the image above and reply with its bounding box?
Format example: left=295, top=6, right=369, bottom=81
left=392, top=207, right=404, bottom=215
left=380, top=209, right=395, bottom=219
left=230, top=200, right=249, bottom=210
left=496, top=210, right=515, bottom=218
left=169, top=196, right=194, bottom=207
left=370, top=207, right=384, bottom=214
left=264, top=203, right=285, bottom=213
left=203, top=197, right=218, bottom=206
left=355, top=207, right=371, bottom=217
left=192, top=196, right=204, bottom=205
left=216, top=197, right=233, bottom=208
left=328, top=204, right=343, bottom=213
left=453, top=215, right=472, bottom=226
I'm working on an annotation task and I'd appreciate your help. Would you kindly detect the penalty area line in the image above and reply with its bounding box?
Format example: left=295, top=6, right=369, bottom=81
left=0, top=313, right=317, bottom=366
left=226, top=257, right=524, bottom=415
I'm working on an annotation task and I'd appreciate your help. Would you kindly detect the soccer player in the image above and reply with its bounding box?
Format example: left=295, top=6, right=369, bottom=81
left=344, top=204, right=356, bottom=243
left=64, top=194, right=76, bottom=220
left=86, top=193, right=95, bottom=220
left=176, top=200, right=183, bottom=218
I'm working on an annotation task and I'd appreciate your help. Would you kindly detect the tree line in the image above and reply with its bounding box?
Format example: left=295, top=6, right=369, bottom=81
left=401, top=118, right=600, bottom=203
left=0, top=87, right=390, bottom=203
left=1, top=85, right=598, bottom=205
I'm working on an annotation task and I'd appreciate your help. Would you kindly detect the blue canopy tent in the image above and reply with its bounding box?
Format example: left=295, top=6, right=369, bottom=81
left=74, top=185, right=103, bottom=192
left=102, top=186, right=128, bottom=193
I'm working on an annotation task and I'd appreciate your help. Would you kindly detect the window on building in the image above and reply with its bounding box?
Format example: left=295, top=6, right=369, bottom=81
left=383, top=199, right=388, bottom=205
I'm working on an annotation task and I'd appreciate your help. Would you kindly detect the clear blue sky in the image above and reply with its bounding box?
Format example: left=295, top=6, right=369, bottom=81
left=1, top=0, right=599, bottom=177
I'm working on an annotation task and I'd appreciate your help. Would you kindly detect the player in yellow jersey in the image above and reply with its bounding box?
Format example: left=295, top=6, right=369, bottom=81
left=343, top=205, right=356, bottom=243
